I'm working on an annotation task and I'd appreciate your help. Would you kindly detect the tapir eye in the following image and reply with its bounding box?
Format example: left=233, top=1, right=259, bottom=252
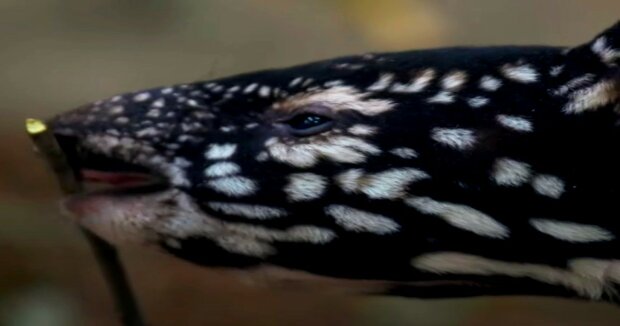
left=283, top=113, right=334, bottom=136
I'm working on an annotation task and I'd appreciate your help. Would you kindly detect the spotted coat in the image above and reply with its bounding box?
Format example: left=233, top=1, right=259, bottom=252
left=52, top=21, right=620, bottom=302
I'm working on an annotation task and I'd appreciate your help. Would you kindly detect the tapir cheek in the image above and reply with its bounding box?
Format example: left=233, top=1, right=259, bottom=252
left=60, top=194, right=159, bottom=245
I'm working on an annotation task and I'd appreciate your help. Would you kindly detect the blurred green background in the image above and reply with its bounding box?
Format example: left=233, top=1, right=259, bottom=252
left=1, top=1, right=620, bottom=325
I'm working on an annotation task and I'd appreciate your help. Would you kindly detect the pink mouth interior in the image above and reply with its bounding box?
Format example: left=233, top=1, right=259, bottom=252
left=81, top=169, right=153, bottom=187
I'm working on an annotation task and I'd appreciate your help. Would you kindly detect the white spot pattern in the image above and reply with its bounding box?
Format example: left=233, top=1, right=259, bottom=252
left=208, top=202, right=287, bottom=220
left=289, top=77, right=303, bottom=87
left=285, top=173, right=328, bottom=202
left=109, top=105, right=124, bottom=115
left=427, top=91, right=455, bottom=104
left=325, top=205, right=400, bottom=235
left=549, top=65, right=564, bottom=77
left=244, top=83, right=258, bottom=94
left=204, top=162, right=241, bottom=177
left=336, top=168, right=430, bottom=200
left=259, top=86, right=271, bottom=97
left=531, top=174, right=565, bottom=199
left=367, top=73, right=394, bottom=91
left=552, top=74, right=595, bottom=96
left=411, top=252, right=615, bottom=299
left=207, top=176, right=257, bottom=197
left=151, top=98, right=165, bottom=108
left=492, top=158, right=532, bottom=186
left=501, top=63, right=539, bottom=83
left=467, top=96, right=489, bottom=108
left=431, top=128, right=476, bottom=149
left=389, top=147, right=418, bottom=159
left=479, top=75, right=502, bottom=91
left=347, top=124, right=378, bottom=136
left=530, top=219, right=614, bottom=243
left=267, top=135, right=380, bottom=168
left=405, top=197, right=509, bottom=239
left=282, top=86, right=394, bottom=117
left=592, top=36, right=620, bottom=64
left=562, top=80, right=619, bottom=114
left=205, top=143, right=238, bottom=160
left=496, top=114, right=533, bottom=132
left=133, top=92, right=151, bottom=102
left=390, top=69, right=435, bottom=93
left=440, top=71, right=467, bottom=91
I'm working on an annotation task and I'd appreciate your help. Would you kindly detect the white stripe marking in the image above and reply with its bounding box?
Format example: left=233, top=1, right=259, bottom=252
left=467, top=96, right=489, bottom=108
left=367, top=73, right=394, bottom=91
left=405, top=197, right=509, bottom=238
left=244, top=83, right=258, bottom=94
left=592, top=36, right=620, bottom=64
left=204, top=162, right=241, bottom=177
left=390, top=69, right=435, bottom=93
left=412, top=252, right=613, bottom=299
left=496, top=114, right=533, bottom=132
left=289, top=77, right=303, bottom=87
left=336, top=168, right=430, bottom=200
left=325, top=205, right=400, bottom=235
left=440, top=71, right=467, bottom=91
left=530, top=218, right=614, bottom=243
left=427, top=91, right=455, bottom=104
left=552, top=74, right=595, bottom=96
left=501, top=64, right=539, bottom=83
left=208, top=202, right=287, bottom=219
left=208, top=176, right=257, bottom=197
left=562, top=80, right=619, bottom=114
left=389, top=147, right=418, bottom=159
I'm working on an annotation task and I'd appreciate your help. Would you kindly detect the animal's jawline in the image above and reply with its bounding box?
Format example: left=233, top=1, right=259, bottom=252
left=55, top=134, right=170, bottom=196
left=79, top=169, right=169, bottom=196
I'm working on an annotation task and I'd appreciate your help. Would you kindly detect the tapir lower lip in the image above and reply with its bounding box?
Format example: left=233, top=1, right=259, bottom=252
left=75, top=169, right=169, bottom=197
left=82, top=169, right=156, bottom=186
left=53, top=134, right=171, bottom=196
left=61, top=175, right=169, bottom=220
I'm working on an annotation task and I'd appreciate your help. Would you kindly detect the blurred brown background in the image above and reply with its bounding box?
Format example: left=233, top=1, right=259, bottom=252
left=1, top=1, right=620, bottom=325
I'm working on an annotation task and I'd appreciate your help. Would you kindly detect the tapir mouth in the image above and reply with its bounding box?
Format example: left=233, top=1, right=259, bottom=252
left=54, top=134, right=170, bottom=196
